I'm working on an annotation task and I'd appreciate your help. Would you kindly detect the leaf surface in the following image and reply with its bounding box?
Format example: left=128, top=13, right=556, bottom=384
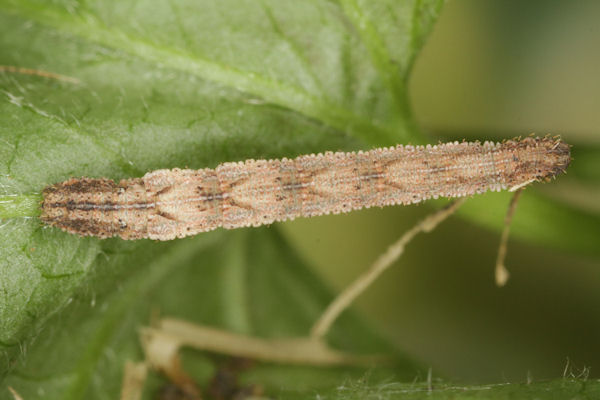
left=0, top=0, right=598, bottom=398
left=0, top=0, right=439, bottom=397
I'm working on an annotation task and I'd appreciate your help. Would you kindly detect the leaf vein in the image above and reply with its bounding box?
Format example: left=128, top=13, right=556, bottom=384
left=3, top=2, right=398, bottom=145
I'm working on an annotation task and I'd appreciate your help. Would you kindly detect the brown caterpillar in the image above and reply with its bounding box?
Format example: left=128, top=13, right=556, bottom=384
left=40, top=137, right=570, bottom=240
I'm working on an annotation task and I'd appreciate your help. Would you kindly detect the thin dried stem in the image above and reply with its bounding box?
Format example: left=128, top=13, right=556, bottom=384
left=0, top=65, right=80, bottom=84
left=7, top=387, right=23, bottom=400
left=119, top=361, right=148, bottom=400
left=495, top=188, right=524, bottom=286
left=141, top=318, right=387, bottom=367
left=310, top=198, right=466, bottom=339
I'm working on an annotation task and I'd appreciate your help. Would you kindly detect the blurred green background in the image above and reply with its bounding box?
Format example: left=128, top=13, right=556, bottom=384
left=280, top=0, right=600, bottom=383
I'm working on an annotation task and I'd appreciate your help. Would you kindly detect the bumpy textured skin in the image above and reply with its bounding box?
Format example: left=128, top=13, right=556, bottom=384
left=41, top=137, right=570, bottom=240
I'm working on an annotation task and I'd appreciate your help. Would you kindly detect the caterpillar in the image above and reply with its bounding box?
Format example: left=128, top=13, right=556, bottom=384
left=40, top=137, right=570, bottom=240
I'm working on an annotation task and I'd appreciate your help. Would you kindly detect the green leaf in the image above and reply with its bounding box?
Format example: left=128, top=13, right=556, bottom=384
left=1, top=0, right=432, bottom=147
left=430, top=189, right=600, bottom=258
left=2, top=228, right=420, bottom=398
left=1, top=0, right=598, bottom=399
left=272, top=378, right=600, bottom=399
left=0, top=0, right=441, bottom=398
left=456, top=191, right=600, bottom=257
